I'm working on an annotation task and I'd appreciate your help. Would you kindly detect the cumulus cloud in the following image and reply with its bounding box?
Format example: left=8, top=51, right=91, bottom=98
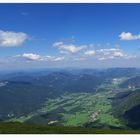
left=17, top=53, right=41, bottom=61
left=82, top=47, right=129, bottom=60
left=0, top=30, right=29, bottom=47
left=53, top=56, right=64, bottom=61
left=96, top=48, right=131, bottom=60
left=16, top=53, right=64, bottom=62
left=119, top=32, right=140, bottom=40
left=84, top=50, right=95, bottom=56
left=42, top=55, right=65, bottom=61
left=73, top=57, right=86, bottom=61
left=53, top=41, right=86, bottom=53
left=53, top=42, right=63, bottom=47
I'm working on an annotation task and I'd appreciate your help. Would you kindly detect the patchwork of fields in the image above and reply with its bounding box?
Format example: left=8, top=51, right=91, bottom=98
left=9, top=91, right=124, bottom=128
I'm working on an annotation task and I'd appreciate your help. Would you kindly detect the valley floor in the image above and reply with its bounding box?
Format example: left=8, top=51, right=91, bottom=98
left=8, top=91, right=125, bottom=128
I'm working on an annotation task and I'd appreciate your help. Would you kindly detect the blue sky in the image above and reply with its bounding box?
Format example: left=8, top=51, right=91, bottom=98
left=0, top=3, right=140, bottom=70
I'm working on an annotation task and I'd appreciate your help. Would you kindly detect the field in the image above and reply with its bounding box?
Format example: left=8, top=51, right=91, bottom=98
left=8, top=91, right=124, bottom=128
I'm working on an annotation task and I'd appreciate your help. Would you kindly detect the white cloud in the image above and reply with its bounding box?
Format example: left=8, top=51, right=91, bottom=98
left=16, top=53, right=65, bottom=62
left=42, top=55, right=65, bottom=61
left=53, top=56, right=65, bottom=61
left=53, top=42, right=63, bottom=47
left=119, top=32, right=140, bottom=40
left=84, top=50, right=95, bottom=56
left=72, top=47, right=134, bottom=61
left=0, top=30, right=29, bottom=47
left=53, top=41, right=86, bottom=53
left=53, top=41, right=136, bottom=61
left=97, top=48, right=127, bottom=60
left=20, top=53, right=41, bottom=61
left=73, top=57, right=86, bottom=61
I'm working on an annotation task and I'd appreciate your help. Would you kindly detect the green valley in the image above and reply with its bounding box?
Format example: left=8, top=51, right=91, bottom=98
left=0, top=68, right=140, bottom=133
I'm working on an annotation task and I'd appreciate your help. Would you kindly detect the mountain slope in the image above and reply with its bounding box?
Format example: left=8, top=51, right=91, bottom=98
left=0, top=71, right=105, bottom=120
left=112, top=89, right=140, bottom=129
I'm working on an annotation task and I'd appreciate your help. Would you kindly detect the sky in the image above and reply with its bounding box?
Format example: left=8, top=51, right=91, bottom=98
left=0, top=3, right=140, bottom=70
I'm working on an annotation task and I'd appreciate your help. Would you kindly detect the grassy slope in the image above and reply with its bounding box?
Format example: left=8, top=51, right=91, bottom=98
left=113, top=89, right=140, bottom=117
left=0, top=122, right=140, bottom=134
